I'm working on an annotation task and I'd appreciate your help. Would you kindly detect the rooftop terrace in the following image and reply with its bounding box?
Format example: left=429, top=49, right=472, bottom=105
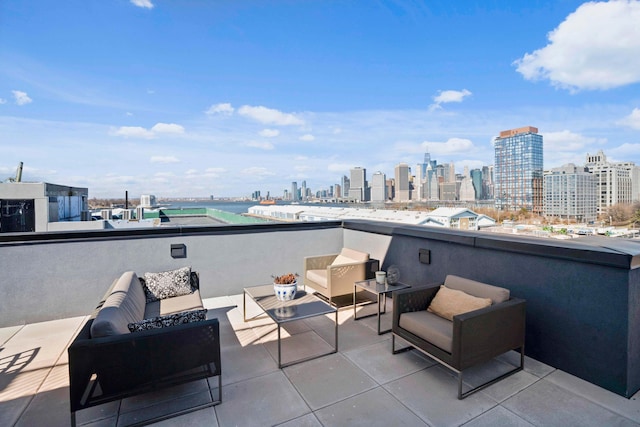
left=1, top=220, right=640, bottom=426
left=3, top=294, right=640, bottom=426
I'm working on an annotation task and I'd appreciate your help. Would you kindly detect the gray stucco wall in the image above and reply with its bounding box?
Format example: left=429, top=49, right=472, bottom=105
left=0, top=223, right=343, bottom=326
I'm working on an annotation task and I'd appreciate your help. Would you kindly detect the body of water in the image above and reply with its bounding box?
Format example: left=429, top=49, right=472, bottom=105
left=162, top=200, right=351, bottom=215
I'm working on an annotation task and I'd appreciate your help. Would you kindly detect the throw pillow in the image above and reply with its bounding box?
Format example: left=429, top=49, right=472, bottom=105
left=142, top=266, right=192, bottom=302
left=427, top=285, right=492, bottom=321
left=128, top=308, right=208, bottom=332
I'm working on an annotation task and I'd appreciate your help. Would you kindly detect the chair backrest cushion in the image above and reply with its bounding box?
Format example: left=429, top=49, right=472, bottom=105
left=90, top=271, right=146, bottom=337
left=444, top=275, right=510, bottom=304
left=427, top=285, right=492, bottom=321
left=331, top=248, right=369, bottom=266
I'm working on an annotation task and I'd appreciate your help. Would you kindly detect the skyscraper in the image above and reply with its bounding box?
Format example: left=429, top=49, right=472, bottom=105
left=494, top=126, right=543, bottom=212
left=349, top=167, right=367, bottom=202
left=370, top=171, right=387, bottom=201
left=394, top=163, right=411, bottom=201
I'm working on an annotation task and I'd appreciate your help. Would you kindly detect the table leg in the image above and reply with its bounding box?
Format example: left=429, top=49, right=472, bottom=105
left=377, top=293, right=382, bottom=334
left=277, top=324, right=282, bottom=368
left=335, top=308, right=339, bottom=352
left=353, top=285, right=357, bottom=320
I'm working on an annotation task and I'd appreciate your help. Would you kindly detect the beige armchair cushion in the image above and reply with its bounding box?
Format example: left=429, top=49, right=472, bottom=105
left=399, top=310, right=453, bottom=352
left=305, top=269, right=328, bottom=288
left=427, top=285, right=492, bottom=321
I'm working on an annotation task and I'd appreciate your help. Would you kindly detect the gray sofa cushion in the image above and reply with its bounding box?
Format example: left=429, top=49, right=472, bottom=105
left=144, top=289, right=204, bottom=318
left=399, top=310, right=453, bottom=353
left=444, top=275, right=510, bottom=304
left=90, top=271, right=146, bottom=338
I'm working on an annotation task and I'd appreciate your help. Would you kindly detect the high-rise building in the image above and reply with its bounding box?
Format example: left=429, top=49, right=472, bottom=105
left=470, top=169, right=483, bottom=200
left=386, top=179, right=395, bottom=201
left=370, top=171, right=387, bottom=201
left=341, top=176, right=349, bottom=200
left=585, top=150, right=634, bottom=215
left=349, top=167, right=367, bottom=201
left=544, top=164, right=597, bottom=222
left=494, top=126, right=544, bottom=212
left=459, top=166, right=475, bottom=201
left=394, top=163, right=411, bottom=202
left=291, top=182, right=299, bottom=201
left=394, top=163, right=411, bottom=201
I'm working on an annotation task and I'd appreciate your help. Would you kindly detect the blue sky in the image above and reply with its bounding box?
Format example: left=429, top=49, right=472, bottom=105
left=1, top=0, right=639, bottom=198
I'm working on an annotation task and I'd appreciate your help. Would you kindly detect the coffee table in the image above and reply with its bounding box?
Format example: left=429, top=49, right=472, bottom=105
left=243, top=284, right=338, bottom=368
left=353, top=279, right=410, bottom=335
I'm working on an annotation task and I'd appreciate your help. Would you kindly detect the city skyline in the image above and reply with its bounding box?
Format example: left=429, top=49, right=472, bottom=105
left=1, top=1, right=640, bottom=198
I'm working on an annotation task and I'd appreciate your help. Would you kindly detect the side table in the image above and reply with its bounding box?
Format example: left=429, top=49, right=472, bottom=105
left=353, top=279, right=410, bottom=334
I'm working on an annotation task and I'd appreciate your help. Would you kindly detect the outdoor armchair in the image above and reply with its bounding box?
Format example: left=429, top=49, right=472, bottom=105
left=303, top=248, right=370, bottom=305
left=392, top=274, right=525, bottom=399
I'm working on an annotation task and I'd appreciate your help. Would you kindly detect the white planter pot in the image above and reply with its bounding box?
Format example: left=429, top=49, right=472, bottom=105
left=274, top=281, right=297, bottom=301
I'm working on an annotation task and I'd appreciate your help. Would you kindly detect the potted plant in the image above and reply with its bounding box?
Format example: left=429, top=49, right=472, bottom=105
left=272, top=273, right=299, bottom=301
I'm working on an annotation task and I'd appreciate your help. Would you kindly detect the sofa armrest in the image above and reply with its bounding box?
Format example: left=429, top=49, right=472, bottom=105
left=304, top=254, right=338, bottom=271
left=69, top=317, right=220, bottom=408
left=392, top=285, right=441, bottom=331
left=452, top=297, right=526, bottom=369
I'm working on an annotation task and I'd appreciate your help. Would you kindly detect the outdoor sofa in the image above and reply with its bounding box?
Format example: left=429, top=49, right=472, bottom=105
left=392, top=274, right=525, bottom=398
left=68, top=267, right=221, bottom=426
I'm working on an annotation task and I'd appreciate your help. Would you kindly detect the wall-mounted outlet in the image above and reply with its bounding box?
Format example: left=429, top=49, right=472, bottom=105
left=419, top=248, right=430, bottom=264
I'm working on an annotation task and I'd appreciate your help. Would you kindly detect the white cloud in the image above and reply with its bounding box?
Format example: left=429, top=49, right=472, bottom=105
left=396, top=138, right=476, bottom=155
left=259, top=128, right=280, bottom=137
left=131, top=0, right=154, bottom=9
left=206, top=103, right=235, bottom=115
left=150, top=156, right=179, bottom=164
left=299, top=134, right=315, bottom=141
left=154, top=171, right=175, bottom=178
left=0, top=98, right=6, bottom=104
left=238, top=105, right=304, bottom=126
left=242, top=167, right=275, bottom=177
left=514, top=1, right=640, bottom=91
left=151, top=123, right=185, bottom=134
left=609, top=143, right=640, bottom=157
left=205, top=167, right=226, bottom=174
left=327, top=163, right=353, bottom=173
left=12, top=90, right=32, bottom=105
left=618, top=108, right=640, bottom=130
left=246, top=141, right=275, bottom=150
left=111, top=126, right=155, bottom=139
left=111, top=122, right=184, bottom=139
left=543, top=130, right=602, bottom=152
left=429, top=89, right=472, bottom=111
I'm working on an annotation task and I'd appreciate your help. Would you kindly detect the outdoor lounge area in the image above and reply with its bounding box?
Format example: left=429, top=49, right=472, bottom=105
left=1, top=220, right=640, bottom=425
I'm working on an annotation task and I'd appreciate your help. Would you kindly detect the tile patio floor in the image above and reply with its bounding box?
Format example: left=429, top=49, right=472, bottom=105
left=2, top=293, right=640, bottom=427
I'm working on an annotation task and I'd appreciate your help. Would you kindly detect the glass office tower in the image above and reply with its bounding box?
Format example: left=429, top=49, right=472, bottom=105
left=494, top=126, right=543, bottom=213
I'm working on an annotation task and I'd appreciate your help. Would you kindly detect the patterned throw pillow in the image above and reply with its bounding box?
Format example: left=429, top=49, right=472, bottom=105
left=142, top=266, right=192, bottom=302
left=127, top=308, right=208, bottom=332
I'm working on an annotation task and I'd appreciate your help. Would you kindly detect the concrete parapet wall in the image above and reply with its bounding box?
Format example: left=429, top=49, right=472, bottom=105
left=1, top=220, right=638, bottom=398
